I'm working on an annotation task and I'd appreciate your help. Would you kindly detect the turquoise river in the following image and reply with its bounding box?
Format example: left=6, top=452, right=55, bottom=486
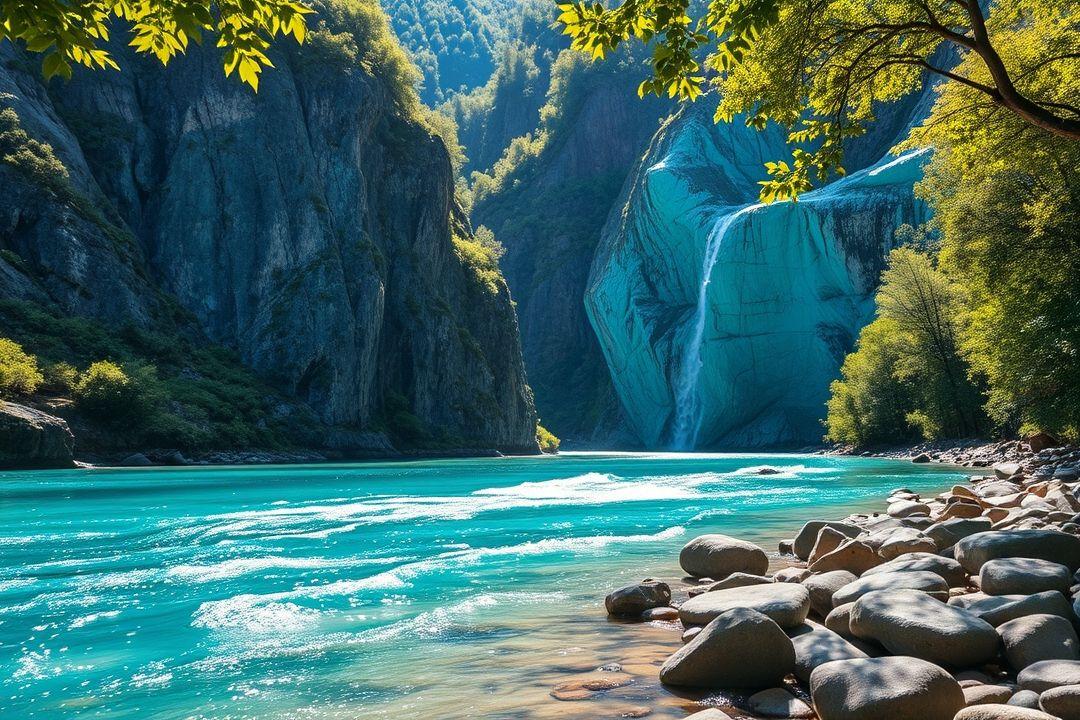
left=0, top=452, right=978, bottom=719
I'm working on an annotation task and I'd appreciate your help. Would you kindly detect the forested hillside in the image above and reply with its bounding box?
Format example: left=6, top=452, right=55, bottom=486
left=386, top=0, right=524, bottom=102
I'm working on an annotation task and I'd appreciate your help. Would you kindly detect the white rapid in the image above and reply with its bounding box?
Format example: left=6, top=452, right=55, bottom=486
left=670, top=203, right=761, bottom=449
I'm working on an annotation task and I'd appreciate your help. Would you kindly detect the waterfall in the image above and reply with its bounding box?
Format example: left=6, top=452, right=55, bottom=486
left=670, top=203, right=760, bottom=449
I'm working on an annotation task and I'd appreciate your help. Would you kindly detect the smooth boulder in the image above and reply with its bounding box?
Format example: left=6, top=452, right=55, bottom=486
left=810, top=540, right=885, bottom=575
left=659, top=607, right=795, bottom=688
left=862, top=553, right=968, bottom=587
left=788, top=621, right=869, bottom=684
left=831, top=571, right=949, bottom=608
left=955, top=529, right=1080, bottom=573
left=803, top=570, right=857, bottom=617
left=747, top=687, right=814, bottom=718
left=678, top=583, right=810, bottom=628
left=1018, top=659, right=1080, bottom=692
left=605, top=580, right=671, bottom=616
left=953, top=706, right=1058, bottom=719
left=999, top=614, right=1080, bottom=670
left=1039, top=684, right=1080, bottom=719
left=794, top=521, right=862, bottom=560
left=809, top=655, right=964, bottom=720
left=680, top=534, right=769, bottom=578
left=980, top=557, right=1072, bottom=596
left=850, top=589, right=1000, bottom=667
left=926, top=518, right=993, bottom=550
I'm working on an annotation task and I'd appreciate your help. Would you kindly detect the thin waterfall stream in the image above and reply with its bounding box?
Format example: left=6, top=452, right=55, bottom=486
left=670, top=203, right=761, bottom=449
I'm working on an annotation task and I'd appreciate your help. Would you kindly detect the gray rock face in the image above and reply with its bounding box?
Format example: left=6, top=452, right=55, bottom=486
left=1018, top=659, right=1080, bottom=692
left=706, top=572, right=773, bottom=591
left=794, top=521, right=863, bottom=560
left=809, top=656, right=965, bottom=720
left=605, top=580, right=671, bottom=616
left=0, top=35, right=538, bottom=452
left=832, top=571, right=950, bottom=608
left=862, top=553, right=968, bottom=587
left=678, top=583, right=811, bottom=628
left=803, top=570, right=858, bottom=617
left=788, top=621, right=869, bottom=684
left=0, top=402, right=74, bottom=469
left=980, top=557, right=1072, bottom=596
left=659, top=607, right=795, bottom=688
left=679, top=534, right=769, bottom=578
left=998, top=614, right=1080, bottom=671
left=955, top=530, right=1080, bottom=573
left=850, top=589, right=1000, bottom=667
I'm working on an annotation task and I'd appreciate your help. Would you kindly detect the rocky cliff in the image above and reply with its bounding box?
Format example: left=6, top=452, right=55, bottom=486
left=0, top=4, right=538, bottom=454
left=472, top=51, right=671, bottom=444
left=588, top=89, right=936, bottom=449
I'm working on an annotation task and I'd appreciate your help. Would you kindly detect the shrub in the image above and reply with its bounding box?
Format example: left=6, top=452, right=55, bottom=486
left=0, top=337, right=43, bottom=397
left=42, top=361, right=78, bottom=393
left=536, top=423, right=559, bottom=453
left=74, top=360, right=162, bottom=423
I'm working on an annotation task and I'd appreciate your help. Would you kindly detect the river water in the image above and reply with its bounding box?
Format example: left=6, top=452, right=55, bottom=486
left=0, top=452, right=973, bottom=718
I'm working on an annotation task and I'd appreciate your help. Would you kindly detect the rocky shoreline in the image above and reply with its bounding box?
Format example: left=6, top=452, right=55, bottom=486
left=601, top=439, right=1080, bottom=719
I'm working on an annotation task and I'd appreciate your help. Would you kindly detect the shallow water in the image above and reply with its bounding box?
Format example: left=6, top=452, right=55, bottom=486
left=0, top=452, right=975, bottom=719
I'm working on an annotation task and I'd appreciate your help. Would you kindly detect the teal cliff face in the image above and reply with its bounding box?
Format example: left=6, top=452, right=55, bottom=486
left=587, top=94, right=934, bottom=449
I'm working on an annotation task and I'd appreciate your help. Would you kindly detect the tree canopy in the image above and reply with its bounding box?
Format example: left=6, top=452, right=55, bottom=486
left=556, top=0, right=1079, bottom=200
left=0, top=0, right=313, bottom=90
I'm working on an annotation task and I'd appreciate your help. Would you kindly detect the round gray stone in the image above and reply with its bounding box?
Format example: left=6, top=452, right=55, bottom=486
left=832, top=570, right=949, bottom=608
left=955, top=529, right=1080, bottom=573
left=980, top=557, right=1072, bottom=596
left=1018, top=659, right=1080, bottom=692
left=803, top=570, right=857, bottom=617
left=605, top=580, right=671, bottom=616
left=810, top=655, right=964, bottom=720
left=999, top=613, right=1080, bottom=670
left=862, top=552, right=968, bottom=587
left=678, top=583, right=811, bottom=628
left=1039, top=684, right=1080, bottom=718
left=680, top=534, right=769, bottom=578
left=659, top=607, right=795, bottom=689
left=850, top=589, right=1000, bottom=667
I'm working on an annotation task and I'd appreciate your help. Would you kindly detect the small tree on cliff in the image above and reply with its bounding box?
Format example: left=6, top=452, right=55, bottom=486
left=556, top=0, right=1079, bottom=200
left=0, top=0, right=313, bottom=90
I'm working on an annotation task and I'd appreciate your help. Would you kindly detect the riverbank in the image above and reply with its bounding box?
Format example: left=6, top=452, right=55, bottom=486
left=599, top=440, right=1080, bottom=719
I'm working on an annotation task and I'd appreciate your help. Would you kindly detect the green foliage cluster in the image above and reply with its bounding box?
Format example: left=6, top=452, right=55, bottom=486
left=0, top=0, right=312, bottom=90
left=0, top=300, right=305, bottom=450
left=452, top=225, right=506, bottom=294
left=557, top=0, right=1079, bottom=200
left=0, top=337, right=44, bottom=397
left=0, top=106, right=72, bottom=196
left=901, top=17, right=1080, bottom=441
left=826, top=248, right=987, bottom=446
left=536, top=423, right=560, bottom=452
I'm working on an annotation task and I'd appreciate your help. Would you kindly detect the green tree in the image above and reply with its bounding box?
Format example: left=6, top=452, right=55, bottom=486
left=824, top=248, right=986, bottom=446
left=0, top=337, right=44, bottom=397
left=0, top=0, right=313, bottom=90
left=901, top=28, right=1080, bottom=440
left=557, top=0, right=1079, bottom=199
